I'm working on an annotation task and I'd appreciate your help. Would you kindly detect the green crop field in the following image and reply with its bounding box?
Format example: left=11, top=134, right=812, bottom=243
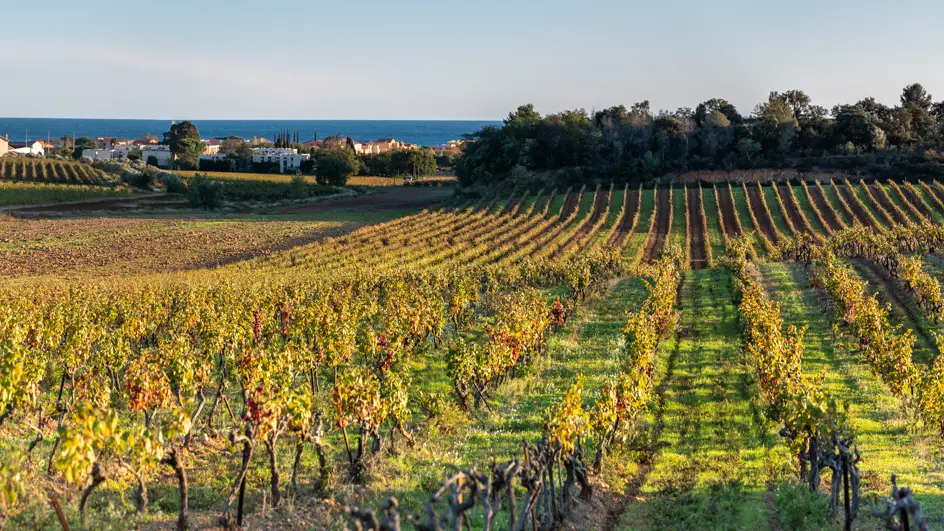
left=3, top=177, right=944, bottom=530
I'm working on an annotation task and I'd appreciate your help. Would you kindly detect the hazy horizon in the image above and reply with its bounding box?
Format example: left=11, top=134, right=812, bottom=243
left=3, top=0, right=943, bottom=120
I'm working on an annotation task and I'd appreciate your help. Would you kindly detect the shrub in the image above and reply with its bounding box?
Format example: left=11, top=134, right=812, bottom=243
left=186, top=174, right=225, bottom=209
left=160, top=172, right=187, bottom=194
left=122, top=169, right=152, bottom=190
left=289, top=174, right=309, bottom=199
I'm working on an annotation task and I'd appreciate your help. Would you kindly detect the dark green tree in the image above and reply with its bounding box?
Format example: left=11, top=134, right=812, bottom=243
left=163, top=121, right=205, bottom=168
left=314, top=147, right=360, bottom=186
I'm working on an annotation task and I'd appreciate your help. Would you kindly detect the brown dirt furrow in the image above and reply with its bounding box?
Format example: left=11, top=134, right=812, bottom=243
left=898, top=184, right=933, bottom=219
left=643, top=188, right=671, bottom=262
left=688, top=187, right=707, bottom=270
left=928, top=181, right=944, bottom=208
left=870, top=184, right=907, bottom=224
left=589, top=187, right=611, bottom=223
left=746, top=185, right=779, bottom=243
left=500, top=192, right=524, bottom=215
left=808, top=184, right=843, bottom=232
left=777, top=185, right=808, bottom=234
left=716, top=185, right=741, bottom=237
left=836, top=184, right=874, bottom=227
left=610, top=189, right=640, bottom=246
left=559, top=191, right=580, bottom=219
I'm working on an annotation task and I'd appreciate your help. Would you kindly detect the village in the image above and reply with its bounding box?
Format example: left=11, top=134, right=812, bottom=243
left=0, top=131, right=465, bottom=173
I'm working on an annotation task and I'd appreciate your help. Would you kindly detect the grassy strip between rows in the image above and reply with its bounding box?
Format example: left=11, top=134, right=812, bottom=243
left=0, top=181, right=133, bottom=206
left=619, top=268, right=779, bottom=530
left=756, top=262, right=944, bottom=523
left=356, top=276, right=651, bottom=518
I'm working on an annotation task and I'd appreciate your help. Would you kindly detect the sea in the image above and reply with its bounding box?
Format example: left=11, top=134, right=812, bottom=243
left=0, top=118, right=500, bottom=147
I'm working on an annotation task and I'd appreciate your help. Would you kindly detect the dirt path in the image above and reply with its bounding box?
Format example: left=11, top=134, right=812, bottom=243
left=643, top=188, right=671, bottom=262
left=777, top=185, right=809, bottom=234
left=746, top=185, right=779, bottom=243
left=610, top=189, right=639, bottom=246
left=869, top=184, right=907, bottom=224
left=688, top=187, right=707, bottom=270
left=716, top=185, right=741, bottom=238
left=836, top=183, right=874, bottom=227
left=808, top=184, right=843, bottom=231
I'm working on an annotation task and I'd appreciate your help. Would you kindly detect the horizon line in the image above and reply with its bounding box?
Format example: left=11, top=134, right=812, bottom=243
left=0, top=116, right=503, bottom=122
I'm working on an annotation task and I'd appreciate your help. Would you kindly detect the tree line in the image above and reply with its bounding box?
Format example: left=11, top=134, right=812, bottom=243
left=456, top=83, right=944, bottom=188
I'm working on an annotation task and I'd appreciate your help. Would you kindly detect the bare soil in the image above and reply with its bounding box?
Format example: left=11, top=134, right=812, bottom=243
left=716, top=185, right=741, bottom=238
left=500, top=191, right=525, bottom=215
left=609, top=189, right=639, bottom=246
left=777, top=185, right=809, bottom=234
left=589, top=187, right=611, bottom=223
left=869, top=185, right=907, bottom=224
left=927, top=182, right=944, bottom=209
left=746, top=185, right=779, bottom=242
left=836, top=183, right=874, bottom=227
left=898, top=184, right=933, bottom=219
left=559, top=191, right=581, bottom=219
left=807, top=184, right=843, bottom=232
left=688, top=188, right=707, bottom=270
left=643, top=188, right=671, bottom=262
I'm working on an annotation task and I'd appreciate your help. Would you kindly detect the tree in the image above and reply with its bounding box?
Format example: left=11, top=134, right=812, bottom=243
left=899, top=83, right=936, bottom=144
left=163, top=121, right=205, bottom=168
left=781, top=90, right=812, bottom=121
left=694, top=98, right=742, bottom=128
left=901, top=83, right=932, bottom=110
left=505, top=104, right=542, bottom=126
left=72, top=137, right=95, bottom=159
left=407, top=149, right=437, bottom=177
left=314, top=148, right=360, bottom=186
left=833, top=106, right=883, bottom=151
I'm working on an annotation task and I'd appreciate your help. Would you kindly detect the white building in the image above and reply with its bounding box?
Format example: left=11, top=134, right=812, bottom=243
left=10, top=140, right=44, bottom=156
left=82, top=149, right=118, bottom=161
left=141, top=145, right=173, bottom=168
left=0, top=136, right=8, bottom=157
left=251, top=147, right=310, bottom=173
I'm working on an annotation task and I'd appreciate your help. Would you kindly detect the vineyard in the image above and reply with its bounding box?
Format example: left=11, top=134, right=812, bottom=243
left=0, top=157, right=111, bottom=185
left=3, top=177, right=944, bottom=530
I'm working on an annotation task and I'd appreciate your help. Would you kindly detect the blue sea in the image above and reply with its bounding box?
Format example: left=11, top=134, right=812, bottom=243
left=0, top=118, right=500, bottom=147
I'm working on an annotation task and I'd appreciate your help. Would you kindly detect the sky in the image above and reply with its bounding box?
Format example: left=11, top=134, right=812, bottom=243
left=2, top=0, right=943, bottom=120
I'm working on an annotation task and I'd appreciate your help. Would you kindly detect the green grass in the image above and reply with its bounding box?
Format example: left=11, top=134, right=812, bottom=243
left=913, top=184, right=944, bottom=224
left=702, top=186, right=725, bottom=265
left=0, top=180, right=132, bottom=206
left=851, top=182, right=890, bottom=225
left=357, top=276, right=650, bottom=519
left=618, top=269, right=779, bottom=530
left=670, top=187, right=687, bottom=256
left=757, top=262, right=944, bottom=523
left=846, top=258, right=939, bottom=363
left=791, top=184, right=828, bottom=236
left=730, top=185, right=762, bottom=258
left=624, top=188, right=655, bottom=261
left=762, top=184, right=792, bottom=237
left=821, top=182, right=855, bottom=227
left=173, top=170, right=334, bottom=201
left=546, top=191, right=568, bottom=218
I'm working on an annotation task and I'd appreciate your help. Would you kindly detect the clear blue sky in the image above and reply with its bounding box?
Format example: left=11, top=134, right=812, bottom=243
left=3, top=0, right=942, bottom=120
